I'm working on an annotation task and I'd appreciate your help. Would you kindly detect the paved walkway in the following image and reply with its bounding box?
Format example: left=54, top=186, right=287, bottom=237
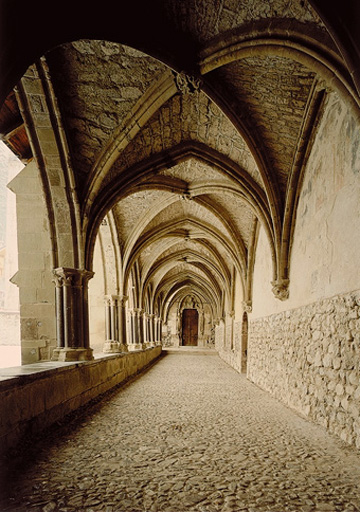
left=1, top=349, right=360, bottom=512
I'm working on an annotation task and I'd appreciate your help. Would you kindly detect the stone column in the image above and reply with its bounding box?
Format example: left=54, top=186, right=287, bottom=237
left=103, top=295, right=118, bottom=353
left=52, top=267, right=94, bottom=361
left=137, top=308, right=147, bottom=350
left=158, top=318, right=163, bottom=345
left=149, top=314, right=156, bottom=347
left=103, top=295, right=128, bottom=353
left=118, top=295, right=128, bottom=351
left=144, top=313, right=149, bottom=344
left=129, top=310, right=136, bottom=347
left=153, top=315, right=161, bottom=347
left=153, top=315, right=158, bottom=346
left=229, top=310, right=235, bottom=351
left=127, top=308, right=143, bottom=351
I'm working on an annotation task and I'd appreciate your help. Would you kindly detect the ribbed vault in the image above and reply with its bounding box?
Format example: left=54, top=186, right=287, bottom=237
left=0, top=0, right=359, bottom=352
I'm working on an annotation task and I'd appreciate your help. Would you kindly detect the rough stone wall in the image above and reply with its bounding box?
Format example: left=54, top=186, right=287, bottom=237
left=233, top=91, right=360, bottom=448
left=248, top=290, right=360, bottom=448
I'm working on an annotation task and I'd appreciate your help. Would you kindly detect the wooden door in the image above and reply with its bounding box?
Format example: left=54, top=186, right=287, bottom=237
left=182, top=309, right=198, bottom=346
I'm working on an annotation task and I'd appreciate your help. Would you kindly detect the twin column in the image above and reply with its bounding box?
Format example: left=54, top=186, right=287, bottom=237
left=52, top=267, right=94, bottom=361
left=103, top=295, right=128, bottom=353
left=128, top=310, right=162, bottom=350
left=52, top=267, right=162, bottom=359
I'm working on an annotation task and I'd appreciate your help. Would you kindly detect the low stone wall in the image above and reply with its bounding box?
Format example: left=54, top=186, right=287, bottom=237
left=248, top=291, right=360, bottom=448
left=0, top=346, right=162, bottom=456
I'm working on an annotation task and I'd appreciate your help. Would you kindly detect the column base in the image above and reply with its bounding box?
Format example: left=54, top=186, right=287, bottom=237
left=127, top=343, right=143, bottom=351
left=52, top=347, right=94, bottom=362
left=103, top=341, right=128, bottom=353
left=103, top=341, right=121, bottom=353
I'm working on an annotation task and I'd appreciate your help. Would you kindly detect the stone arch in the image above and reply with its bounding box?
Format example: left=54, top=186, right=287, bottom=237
left=84, top=142, right=274, bottom=273
left=16, top=60, right=84, bottom=270
left=200, top=28, right=360, bottom=118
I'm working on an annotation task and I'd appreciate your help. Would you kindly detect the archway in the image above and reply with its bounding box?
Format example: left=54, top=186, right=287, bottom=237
left=181, top=309, right=199, bottom=347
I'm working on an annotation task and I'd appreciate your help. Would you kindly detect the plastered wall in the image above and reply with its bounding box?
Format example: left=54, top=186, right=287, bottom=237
left=252, top=92, right=360, bottom=318
left=248, top=91, right=360, bottom=447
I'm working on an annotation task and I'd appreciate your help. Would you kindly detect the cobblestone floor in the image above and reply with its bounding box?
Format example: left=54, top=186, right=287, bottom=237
left=1, top=349, right=360, bottom=512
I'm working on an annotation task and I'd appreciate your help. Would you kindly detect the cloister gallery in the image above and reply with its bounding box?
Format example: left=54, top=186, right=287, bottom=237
left=0, top=0, right=360, bottom=455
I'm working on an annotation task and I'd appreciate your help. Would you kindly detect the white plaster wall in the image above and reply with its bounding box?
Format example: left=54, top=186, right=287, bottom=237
left=252, top=92, right=360, bottom=318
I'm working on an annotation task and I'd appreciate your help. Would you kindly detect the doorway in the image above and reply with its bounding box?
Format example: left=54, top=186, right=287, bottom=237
left=182, top=309, right=198, bottom=346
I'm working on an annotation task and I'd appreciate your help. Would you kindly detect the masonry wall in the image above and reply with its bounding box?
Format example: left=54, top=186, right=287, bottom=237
left=8, top=161, right=56, bottom=364
left=248, top=91, right=360, bottom=447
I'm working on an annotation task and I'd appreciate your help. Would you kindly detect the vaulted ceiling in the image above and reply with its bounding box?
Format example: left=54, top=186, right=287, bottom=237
left=0, top=0, right=359, bottom=318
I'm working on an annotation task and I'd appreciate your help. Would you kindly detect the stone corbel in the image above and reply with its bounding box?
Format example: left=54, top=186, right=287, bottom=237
left=271, top=278, right=290, bottom=301
left=242, top=300, right=252, bottom=313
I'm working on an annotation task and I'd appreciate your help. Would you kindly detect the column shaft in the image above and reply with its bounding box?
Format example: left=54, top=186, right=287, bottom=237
left=52, top=268, right=94, bottom=361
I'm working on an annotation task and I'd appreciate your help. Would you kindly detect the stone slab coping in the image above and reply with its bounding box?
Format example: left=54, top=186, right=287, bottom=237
left=0, top=351, right=136, bottom=388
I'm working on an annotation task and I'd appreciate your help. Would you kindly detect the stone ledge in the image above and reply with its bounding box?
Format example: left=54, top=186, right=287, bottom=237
left=0, top=346, right=162, bottom=457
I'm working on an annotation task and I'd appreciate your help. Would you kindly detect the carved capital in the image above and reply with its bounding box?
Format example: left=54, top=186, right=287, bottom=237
left=105, top=294, right=120, bottom=307
left=52, top=268, right=73, bottom=287
left=271, top=278, right=290, bottom=301
left=173, top=71, right=202, bottom=94
left=52, top=267, right=94, bottom=288
left=119, top=295, right=128, bottom=307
